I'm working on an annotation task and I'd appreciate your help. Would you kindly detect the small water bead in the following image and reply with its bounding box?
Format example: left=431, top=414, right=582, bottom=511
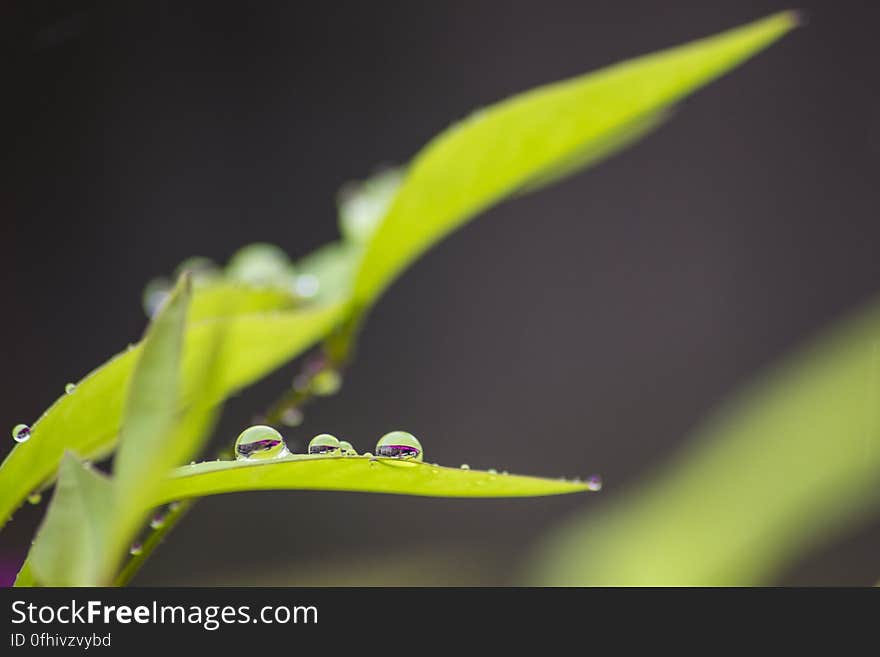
left=150, top=512, right=166, bottom=530
left=375, top=431, right=423, bottom=462
left=12, top=424, right=30, bottom=443
left=460, top=464, right=470, bottom=470
left=488, top=468, right=498, bottom=475
left=169, top=501, right=182, bottom=512
left=227, top=243, right=292, bottom=287
left=129, top=542, right=143, bottom=556
left=280, top=407, right=304, bottom=427
left=64, top=383, right=76, bottom=394
left=308, top=433, right=341, bottom=455
left=586, top=475, right=603, bottom=492
left=294, top=274, right=320, bottom=298
left=311, top=369, right=342, bottom=396
left=338, top=440, right=358, bottom=456
left=27, top=492, right=42, bottom=505
left=235, top=425, right=286, bottom=460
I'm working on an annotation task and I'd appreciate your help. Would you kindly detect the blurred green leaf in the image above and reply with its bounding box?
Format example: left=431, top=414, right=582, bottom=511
left=187, top=282, right=299, bottom=322
left=531, top=300, right=880, bottom=585
left=351, top=11, right=799, bottom=309
left=28, top=453, right=114, bottom=587
left=152, top=455, right=591, bottom=504
left=114, top=275, right=191, bottom=502
left=0, top=303, right=345, bottom=532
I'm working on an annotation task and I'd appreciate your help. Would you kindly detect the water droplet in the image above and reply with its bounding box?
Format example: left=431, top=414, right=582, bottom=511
left=149, top=512, right=166, bottom=530
left=311, top=369, right=342, bottom=396
left=460, top=464, right=470, bottom=470
left=308, top=433, right=340, bottom=455
left=64, top=382, right=76, bottom=394
left=142, top=277, right=171, bottom=317
left=227, top=243, right=292, bottom=287
left=375, top=431, right=423, bottom=462
left=169, top=501, right=181, bottom=512
left=586, top=474, right=603, bottom=491
left=338, top=440, right=358, bottom=456
left=235, top=425, right=286, bottom=460
left=501, top=470, right=509, bottom=476
left=280, top=407, right=304, bottom=427
left=363, top=452, right=373, bottom=458
left=12, top=424, right=30, bottom=443
left=27, top=492, right=42, bottom=505
left=488, top=468, right=498, bottom=475
left=129, top=542, right=143, bottom=556
left=294, top=274, right=320, bottom=298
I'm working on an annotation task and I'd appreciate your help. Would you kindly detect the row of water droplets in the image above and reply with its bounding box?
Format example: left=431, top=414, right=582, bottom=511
left=233, top=425, right=426, bottom=463
left=231, top=424, right=602, bottom=491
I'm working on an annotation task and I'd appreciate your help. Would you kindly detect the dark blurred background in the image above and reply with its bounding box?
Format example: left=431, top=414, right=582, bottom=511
left=2, top=0, right=879, bottom=585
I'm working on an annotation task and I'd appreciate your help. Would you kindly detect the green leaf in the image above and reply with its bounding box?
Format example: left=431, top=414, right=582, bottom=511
left=530, top=300, right=880, bottom=585
left=114, top=275, right=191, bottom=500
left=351, top=11, right=799, bottom=308
left=0, top=303, right=346, bottom=531
left=187, top=281, right=299, bottom=322
left=28, top=453, right=114, bottom=587
left=152, top=455, right=591, bottom=504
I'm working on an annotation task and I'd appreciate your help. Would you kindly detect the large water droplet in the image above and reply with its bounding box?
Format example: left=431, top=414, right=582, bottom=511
left=129, top=542, right=143, bottom=556
left=235, top=425, right=286, bottom=460
left=12, top=424, right=30, bottom=443
left=64, top=383, right=76, bottom=395
left=280, top=407, right=304, bottom=427
left=586, top=475, right=603, bottom=491
left=338, top=440, right=358, bottom=456
left=227, top=243, right=292, bottom=287
left=311, top=369, right=342, bottom=396
left=375, top=431, right=423, bottom=461
left=308, top=433, right=340, bottom=455
left=27, top=492, right=42, bottom=505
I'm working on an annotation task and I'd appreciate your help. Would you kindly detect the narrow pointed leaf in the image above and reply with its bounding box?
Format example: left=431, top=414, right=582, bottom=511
left=352, top=11, right=799, bottom=308
left=150, top=455, right=591, bottom=505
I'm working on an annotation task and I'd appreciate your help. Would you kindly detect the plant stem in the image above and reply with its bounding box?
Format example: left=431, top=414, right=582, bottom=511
left=114, top=499, right=195, bottom=586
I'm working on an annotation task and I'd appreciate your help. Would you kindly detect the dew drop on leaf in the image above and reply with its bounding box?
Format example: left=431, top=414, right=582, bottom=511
left=129, top=542, right=143, bottom=556
left=64, top=383, right=76, bottom=394
left=375, top=431, right=423, bottom=462
left=488, top=468, right=498, bottom=474
left=142, top=277, right=171, bottom=318
left=150, top=512, right=166, bottom=530
left=308, top=433, right=340, bottom=455
left=235, top=425, right=286, bottom=460
left=586, top=474, right=603, bottom=491
left=311, top=369, right=342, bottom=396
left=338, top=440, right=358, bottom=456
left=12, top=424, right=30, bottom=443
left=460, top=464, right=470, bottom=470
left=27, top=492, right=42, bottom=505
